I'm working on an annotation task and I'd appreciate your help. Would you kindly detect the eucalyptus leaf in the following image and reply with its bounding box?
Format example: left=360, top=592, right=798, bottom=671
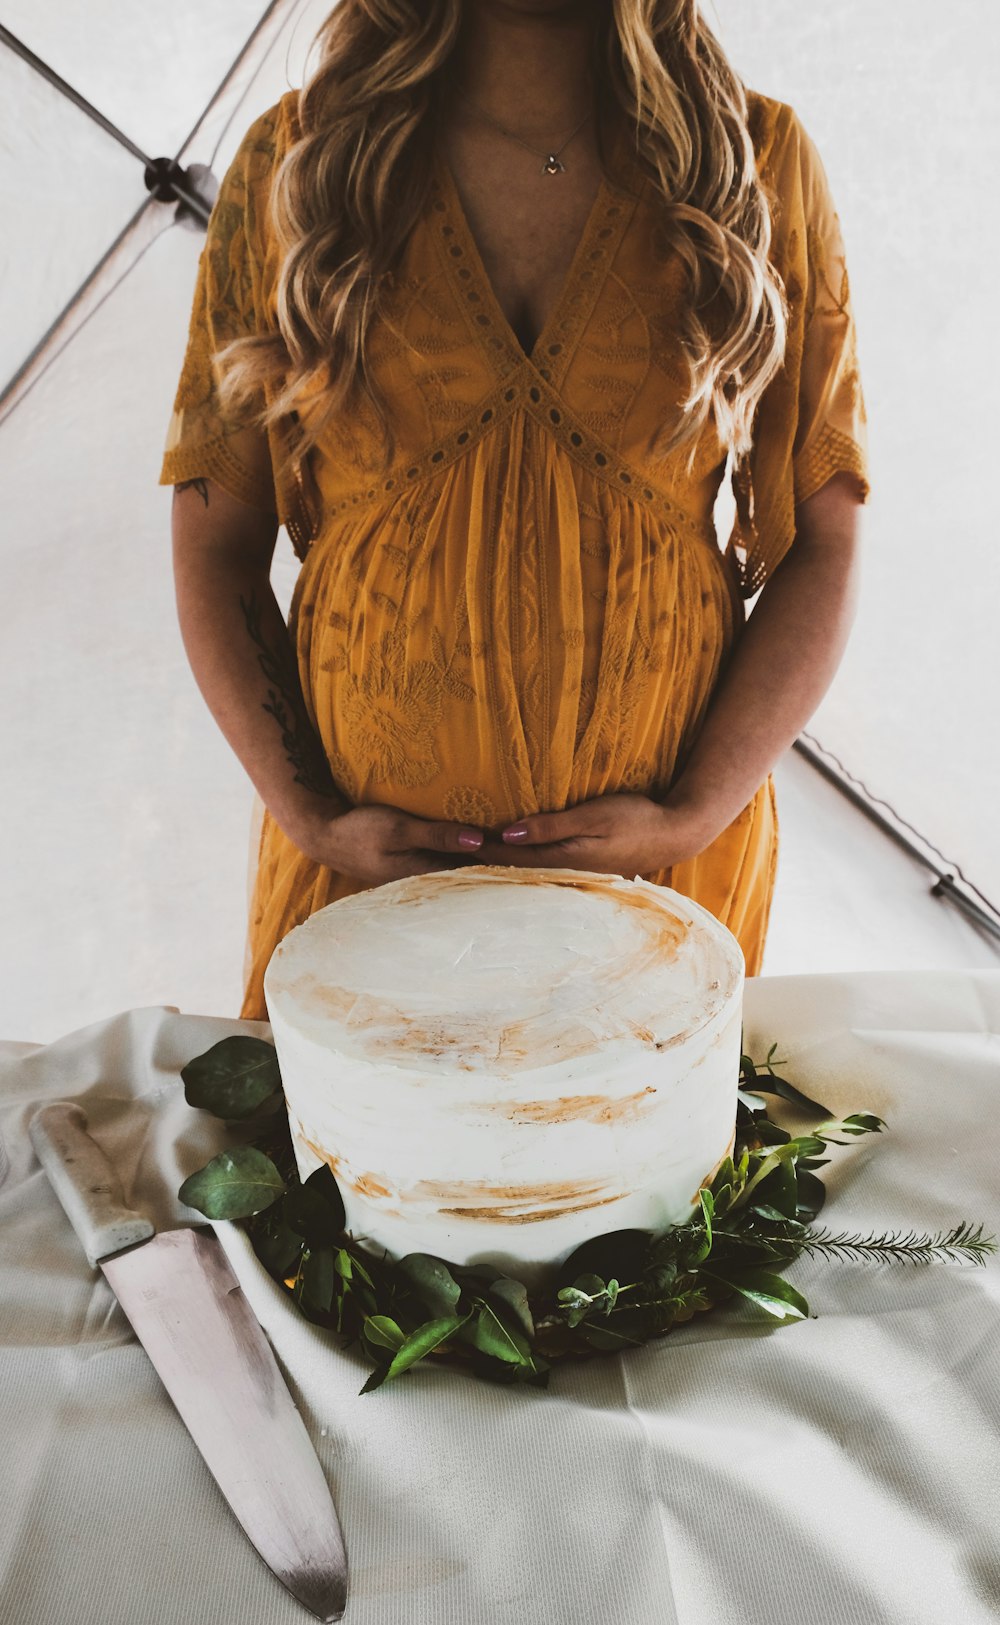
left=179, top=1147, right=284, bottom=1220
left=486, top=1277, right=535, bottom=1340
left=181, top=1036, right=283, bottom=1121
left=398, top=1253, right=464, bottom=1318
left=572, top=1273, right=608, bottom=1298
left=737, top=1088, right=768, bottom=1114
left=450, top=1261, right=506, bottom=1292
left=555, top=1229, right=651, bottom=1288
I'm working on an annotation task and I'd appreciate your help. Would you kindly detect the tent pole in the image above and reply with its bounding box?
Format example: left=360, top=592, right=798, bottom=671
left=793, top=735, right=1000, bottom=945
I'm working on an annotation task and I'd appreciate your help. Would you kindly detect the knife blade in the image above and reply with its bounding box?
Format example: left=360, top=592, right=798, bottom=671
left=29, top=1100, right=349, bottom=1622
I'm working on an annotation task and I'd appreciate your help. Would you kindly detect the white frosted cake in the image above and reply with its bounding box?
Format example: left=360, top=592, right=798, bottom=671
left=263, top=867, right=745, bottom=1289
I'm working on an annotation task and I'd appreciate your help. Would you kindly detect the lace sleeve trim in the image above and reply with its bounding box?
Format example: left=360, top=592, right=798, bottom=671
left=794, top=422, right=871, bottom=508
left=158, top=432, right=277, bottom=515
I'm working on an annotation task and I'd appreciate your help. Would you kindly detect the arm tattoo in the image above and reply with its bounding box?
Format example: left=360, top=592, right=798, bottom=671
left=175, top=477, right=210, bottom=507
left=239, top=587, right=337, bottom=798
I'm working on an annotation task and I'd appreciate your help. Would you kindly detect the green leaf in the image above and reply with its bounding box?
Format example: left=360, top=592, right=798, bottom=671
left=750, top=1157, right=799, bottom=1221
left=747, top=1072, right=832, bottom=1117
left=733, top=1138, right=826, bottom=1211
left=461, top=1298, right=534, bottom=1365
left=181, top=1036, right=283, bottom=1120
left=348, top=1250, right=375, bottom=1288
left=450, top=1261, right=506, bottom=1292
left=580, top=1318, right=648, bottom=1351
left=843, top=1112, right=886, bottom=1134
left=754, top=1119, right=792, bottom=1147
left=572, top=1272, right=608, bottom=1297
left=486, top=1277, right=535, bottom=1340
left=304, top=1164, right=346, bottom=1228
left=358, top=1363, right=391, bottom=1395
left=751, top=1203, right=799, bottom=1225
left=179, top=1147, right=285, bottom=1220
left=555, top=1230, right=651, bottom=1288
left=741, top=1046, right=833, bottom=1116
left=284, top=1181, right=344, bottom=1247
left=814, top=1112, right=887, bottom=1141
left=250, top=1201, right=302, bottom=1277
left=382, top=1312, right=473, bottom=1383
left=709, top=1181, right=733, bottom=1216
left=737, top=1088, right=768, bottom=1114
left=795, top=1167, right=827, bottom=1222
left=296, top=1247, right=335, bottom=1314
left=363, top=1315, right=406, bottom=1352
left=397, top=1253, right=464, bottom=1318
left=702, top=1267, right=810, bottom=1322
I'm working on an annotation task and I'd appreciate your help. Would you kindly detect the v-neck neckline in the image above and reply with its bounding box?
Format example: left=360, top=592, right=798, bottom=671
left=430, top=114, right=640, bottom=372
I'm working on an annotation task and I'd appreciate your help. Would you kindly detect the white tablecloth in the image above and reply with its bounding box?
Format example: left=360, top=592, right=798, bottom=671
left=1, top=970, right=999, bottom=1625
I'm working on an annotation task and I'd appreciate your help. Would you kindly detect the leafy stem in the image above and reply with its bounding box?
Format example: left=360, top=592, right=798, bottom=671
left=175, top=1032, right=998, bottom=1395
left=793, top=1221, right=996, bottom=1266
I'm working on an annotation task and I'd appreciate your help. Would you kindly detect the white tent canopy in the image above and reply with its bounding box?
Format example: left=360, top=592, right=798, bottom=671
left=2, top=0, right=997, bottom=1044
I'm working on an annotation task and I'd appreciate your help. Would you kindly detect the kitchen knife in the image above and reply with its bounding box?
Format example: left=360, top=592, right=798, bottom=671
left=29, top=1099, right=349, bottom=1622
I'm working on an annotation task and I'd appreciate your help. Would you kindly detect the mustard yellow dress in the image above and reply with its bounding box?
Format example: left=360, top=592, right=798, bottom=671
left=159, top=89, right=870, bottom=1018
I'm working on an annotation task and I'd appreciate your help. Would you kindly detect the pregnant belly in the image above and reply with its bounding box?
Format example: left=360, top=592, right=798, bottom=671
left=292, top=491, right=740, bottom=829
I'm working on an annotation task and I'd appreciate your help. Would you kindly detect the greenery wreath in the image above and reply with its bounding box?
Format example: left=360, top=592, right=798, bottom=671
left=176, top=1034, right=996, bottom=1396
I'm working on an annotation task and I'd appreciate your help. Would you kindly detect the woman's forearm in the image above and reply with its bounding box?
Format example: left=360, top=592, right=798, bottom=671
left=664, top=482, right=864, bottom=836
left=172, top=546, right=345, bottom=845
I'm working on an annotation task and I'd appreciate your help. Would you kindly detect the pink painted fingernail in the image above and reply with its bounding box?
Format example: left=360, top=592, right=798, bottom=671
left=457, top=831, right=483, bottom=849
left=502, top=824, right=528, bottom=842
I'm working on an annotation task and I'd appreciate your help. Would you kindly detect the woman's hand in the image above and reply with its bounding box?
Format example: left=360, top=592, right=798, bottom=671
left=293, top=802, right=485, bottom=886
left=474, top=792, right=719, bottom=877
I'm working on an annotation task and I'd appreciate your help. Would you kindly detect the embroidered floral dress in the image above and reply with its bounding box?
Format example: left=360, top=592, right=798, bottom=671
left=159, top=88, right=870, bottom=1017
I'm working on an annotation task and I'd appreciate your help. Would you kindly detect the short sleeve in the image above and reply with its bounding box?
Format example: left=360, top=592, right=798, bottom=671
left=726, top=99, right=872, bottom=597
left=791, top=121, right=871, bottom=508
left=158, top=107, right=280, bottom=515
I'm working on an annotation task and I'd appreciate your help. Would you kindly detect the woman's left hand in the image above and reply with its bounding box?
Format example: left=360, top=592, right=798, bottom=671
left=470, top=792, right=719, bottom=876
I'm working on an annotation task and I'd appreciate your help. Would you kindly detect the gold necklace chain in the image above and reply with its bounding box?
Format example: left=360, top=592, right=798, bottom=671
left=452, top=90, right=594, bottom=174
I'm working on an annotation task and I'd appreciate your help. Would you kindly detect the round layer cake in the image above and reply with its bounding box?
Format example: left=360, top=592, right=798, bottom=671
left=263, top=866, right=744, bottom=1289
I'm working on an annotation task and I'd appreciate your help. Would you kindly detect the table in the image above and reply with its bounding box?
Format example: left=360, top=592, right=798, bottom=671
left=2, top=970, right=999, bottom=1625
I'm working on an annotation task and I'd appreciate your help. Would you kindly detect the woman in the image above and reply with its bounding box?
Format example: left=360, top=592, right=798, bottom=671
left=160, top=0, right=870, bottom=1019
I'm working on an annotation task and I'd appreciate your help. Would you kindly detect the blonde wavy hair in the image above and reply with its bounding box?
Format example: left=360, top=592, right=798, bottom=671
left=216, top=0, right=788, bottom=480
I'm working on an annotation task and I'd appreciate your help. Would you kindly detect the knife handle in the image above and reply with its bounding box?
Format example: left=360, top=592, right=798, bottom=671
left=29, top=1102, right=155, bottom=1269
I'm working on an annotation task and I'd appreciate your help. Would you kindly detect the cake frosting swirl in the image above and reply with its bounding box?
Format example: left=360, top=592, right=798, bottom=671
left=263, top=866, right=744, bottom=1288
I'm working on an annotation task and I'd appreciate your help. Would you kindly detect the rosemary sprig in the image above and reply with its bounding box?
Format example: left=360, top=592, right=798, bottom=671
left=795, top=1220, right=997, bottom=1266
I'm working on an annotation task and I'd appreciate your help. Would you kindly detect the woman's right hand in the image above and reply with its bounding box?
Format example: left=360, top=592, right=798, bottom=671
left=292, top=802, right=486, bottom=886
